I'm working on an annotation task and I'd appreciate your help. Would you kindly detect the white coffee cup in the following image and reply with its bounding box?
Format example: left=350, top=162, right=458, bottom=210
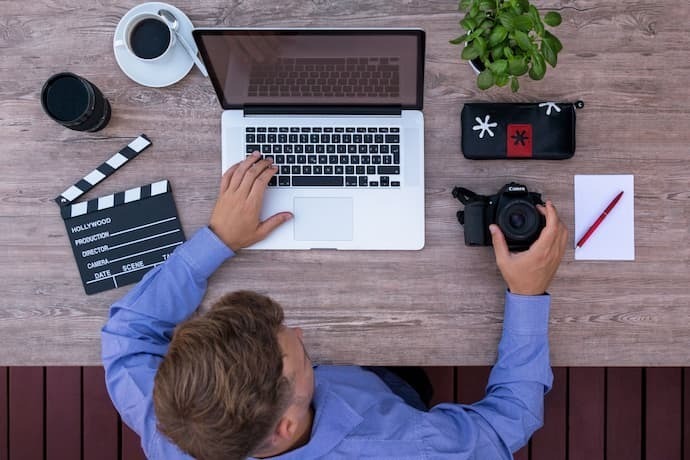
left=114, top=13, right=176, bottom=62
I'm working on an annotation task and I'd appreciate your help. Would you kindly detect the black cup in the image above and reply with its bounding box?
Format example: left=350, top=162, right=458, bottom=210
left=40, top=72, right=111, bottom=132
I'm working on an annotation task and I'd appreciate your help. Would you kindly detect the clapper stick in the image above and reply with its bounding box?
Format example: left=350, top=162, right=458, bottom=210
left=55, top=135, right=151, bottom=206
left=55, top=135, right=186, bottom=295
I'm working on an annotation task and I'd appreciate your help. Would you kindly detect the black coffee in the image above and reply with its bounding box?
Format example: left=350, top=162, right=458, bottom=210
left=44, top=74, right=89, bottom=122
left=130, top=18, right=171, bottom=59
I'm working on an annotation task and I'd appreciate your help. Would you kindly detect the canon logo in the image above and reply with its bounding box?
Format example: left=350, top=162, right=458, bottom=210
left=508, top=186, right=526, bottom=192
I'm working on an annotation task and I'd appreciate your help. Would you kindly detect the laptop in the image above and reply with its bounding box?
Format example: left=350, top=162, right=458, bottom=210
left=193, top=28, right=425, bottom=250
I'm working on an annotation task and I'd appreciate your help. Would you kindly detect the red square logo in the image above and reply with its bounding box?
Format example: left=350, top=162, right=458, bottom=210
left=507, top=124, right=533, bottom=158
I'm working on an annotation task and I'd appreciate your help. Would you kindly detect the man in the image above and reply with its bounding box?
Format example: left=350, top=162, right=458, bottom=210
left=102, top=152, right=568, bottom=459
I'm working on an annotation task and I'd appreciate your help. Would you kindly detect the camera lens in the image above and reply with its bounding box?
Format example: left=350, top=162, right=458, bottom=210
left=497, top=199, right=542, bottom=242
left=509, top=212, right=526, bottom=229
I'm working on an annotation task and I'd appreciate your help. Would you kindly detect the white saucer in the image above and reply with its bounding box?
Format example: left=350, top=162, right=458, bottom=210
left=113, top=2, right=197, bottom=87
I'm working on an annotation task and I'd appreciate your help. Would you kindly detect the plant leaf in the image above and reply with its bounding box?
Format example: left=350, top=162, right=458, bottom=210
left=516, top=0, right=529, bottom=13
left=479, top=0, right=494, bottom=12
left=514, top=30, right=533, bottom=51
left=511, top=76, right=520, bottom=92
left=491, top=45, right=505, bottom=60
left=488, top=25, right=508, bottom=46
left=528, top=5, right=545, bottom=36
left=488, top=59, right=508, bottom=75
left=477, top=69, right=495, bottom=90
left=495, top=72, right=510, bottom=87
left=450, top=34, right=470, bottom=45
left=544, top=11, right=562, bottom=27
left=470, top=4, right=479, bottom=17
left=459, top=0, right=473, bottom=11
left=529, top=53, right=546, bottom=80
left=474, top=36, right=487, bottom=55
left=541, top=39, right=557, bottom=67
left=514, top=15, right=533, bottom=32
left=504, top=46, right=514, bottom=59
left=461, top=43, right=480, bottom=60
left=498, top=12, right=516, bottom=32
left=460, top=16, right=477, bottom=31
left=508, top=57, right=528, bottom=75
left=544, top=30, right=563, bottom=52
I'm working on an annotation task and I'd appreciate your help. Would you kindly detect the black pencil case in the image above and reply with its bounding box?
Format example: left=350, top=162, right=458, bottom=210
left=461, top=101, right=583, bottom=160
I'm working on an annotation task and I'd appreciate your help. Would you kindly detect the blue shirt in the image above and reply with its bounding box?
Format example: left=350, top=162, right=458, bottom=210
left=102, top=227, right=553, bottom=459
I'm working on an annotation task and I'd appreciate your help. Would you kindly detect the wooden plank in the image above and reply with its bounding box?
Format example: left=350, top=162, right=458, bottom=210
left=646, top=368, right=682, bottom=460
left=0, top=367, right=7, bottom=460
left=683, top=367, right=690, bottom=460
left=423, top=367, right=455, bottom=406
left=568, top=368, right=605, bottom=460
left=684, top=368, right=690, bottom=460
left=83, top=366, right=119, bottom=460
left=606, top=368, right=642, bottom=460
left=46, top=367, right=82, bottom=460
left=8, top=367, right=44, bottom=460
left=122, top=421, right=146, bottom=460
left=455, top=366, right=491, bottom=404
left=532, top=367, right=567, bottom=460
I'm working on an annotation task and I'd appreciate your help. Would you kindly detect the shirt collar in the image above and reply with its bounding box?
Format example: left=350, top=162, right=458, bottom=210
left=270, top=376, right=363, bottom=459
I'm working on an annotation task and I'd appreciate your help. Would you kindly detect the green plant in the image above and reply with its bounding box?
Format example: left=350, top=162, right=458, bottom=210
left=450, top=0, right=563, bottom=92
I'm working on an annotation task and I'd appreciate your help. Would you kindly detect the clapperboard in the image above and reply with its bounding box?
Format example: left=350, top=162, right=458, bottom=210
left=56, top=135, right=186, bottom=295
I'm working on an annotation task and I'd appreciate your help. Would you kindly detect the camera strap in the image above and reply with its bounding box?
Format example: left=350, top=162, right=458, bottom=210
left=451, top=186, right=479, bottom=205
left=451, top=186, right=488, bottom=225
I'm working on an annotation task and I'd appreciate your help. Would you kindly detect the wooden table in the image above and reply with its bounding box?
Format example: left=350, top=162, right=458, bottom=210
left=1, top=0, right=688, bottom=366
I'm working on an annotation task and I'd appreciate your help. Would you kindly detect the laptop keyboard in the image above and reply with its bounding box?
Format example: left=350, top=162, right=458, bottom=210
left=248, top=58, right=400, bottom=98
left=245, top=126, right=401, bottom=187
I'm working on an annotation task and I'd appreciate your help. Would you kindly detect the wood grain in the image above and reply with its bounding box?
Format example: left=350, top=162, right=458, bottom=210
left=46, top=367, right=82, bottom=460
left=568, top=367, right=605, bottom=460
left=0, top=0, right=689, bottom=365
left=82, top=367, right=119, bottom=460
left=8, top=367, right=44, bottom=460
left=531, top=367, right=567, bottom=460
left=646, top=368, right=682, bottom=460
left=606, top=368, right=642, bottom=460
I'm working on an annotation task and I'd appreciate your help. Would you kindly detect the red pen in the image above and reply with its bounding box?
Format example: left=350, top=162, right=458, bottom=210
left=576, top=191, right=624, bottom=248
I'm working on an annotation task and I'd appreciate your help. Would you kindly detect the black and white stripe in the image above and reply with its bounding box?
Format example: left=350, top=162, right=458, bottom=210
left=55, top=135, right=152, bottom=206
left=60, top=180, right=170, bottom=220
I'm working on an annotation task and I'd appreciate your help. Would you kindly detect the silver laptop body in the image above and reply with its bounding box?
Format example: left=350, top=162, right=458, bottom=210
left=194, top=28, right=426, bottom=250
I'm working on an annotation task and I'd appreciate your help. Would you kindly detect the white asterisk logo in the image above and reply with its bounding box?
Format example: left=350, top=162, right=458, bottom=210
left=472, top=115, right=498, bottom=139
left=539, top=102, right=561, bottom=116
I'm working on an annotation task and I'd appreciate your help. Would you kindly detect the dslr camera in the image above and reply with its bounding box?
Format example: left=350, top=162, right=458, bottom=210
left=452, top=182, right=545, bottom=252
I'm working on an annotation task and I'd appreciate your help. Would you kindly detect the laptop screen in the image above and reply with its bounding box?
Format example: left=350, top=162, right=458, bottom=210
left=193, top=29, right=425, bottom=110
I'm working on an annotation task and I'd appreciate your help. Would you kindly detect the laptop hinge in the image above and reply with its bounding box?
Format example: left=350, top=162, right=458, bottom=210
left=243, top=105, right=402, bottom=116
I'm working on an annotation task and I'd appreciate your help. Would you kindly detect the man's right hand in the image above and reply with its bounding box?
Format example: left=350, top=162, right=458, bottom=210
left=209, top=152, right=293, bottom=251
left=490, top=201, right=568, bottom=296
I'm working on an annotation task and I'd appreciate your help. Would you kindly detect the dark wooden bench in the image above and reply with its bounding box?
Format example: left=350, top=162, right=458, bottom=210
left=1, top=366, right=688, bottom=459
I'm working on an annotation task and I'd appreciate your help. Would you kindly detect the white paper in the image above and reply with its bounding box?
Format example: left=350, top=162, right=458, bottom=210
left=574, top=175, right=635, bottom=260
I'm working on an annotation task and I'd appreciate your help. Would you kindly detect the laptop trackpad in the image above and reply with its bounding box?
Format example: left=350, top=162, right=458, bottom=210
left=294, top=197, right=353, bottom=241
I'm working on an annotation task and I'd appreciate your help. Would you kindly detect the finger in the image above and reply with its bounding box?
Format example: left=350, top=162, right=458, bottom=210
left=256, top=212, right=293, bottom=240
left=229, top=152, right=262, bottom=191
left=248, top=164, right=278, bottom=203
left=543, top=201, right=560, bottom=230
left=238, top=159, right=273, bottom=196
left=489, top=224, right=510, bottom=265
left=220, top=164, right=240, bottom=193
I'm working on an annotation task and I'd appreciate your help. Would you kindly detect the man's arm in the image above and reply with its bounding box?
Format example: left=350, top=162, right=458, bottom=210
left=423, top=201, right=568, bottom=458
left=101, top=227, right=233, bottom=454
left=101, top=153, right=292, bottom=456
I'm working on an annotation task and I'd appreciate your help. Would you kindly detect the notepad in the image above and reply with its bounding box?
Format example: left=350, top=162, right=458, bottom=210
left=574, top=175, right=635, bottom=260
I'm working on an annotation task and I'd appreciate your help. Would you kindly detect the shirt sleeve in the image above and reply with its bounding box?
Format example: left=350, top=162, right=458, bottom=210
left=422, top=291, right=552, bottom=459
left=101, top=227, right=233, bottom=458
